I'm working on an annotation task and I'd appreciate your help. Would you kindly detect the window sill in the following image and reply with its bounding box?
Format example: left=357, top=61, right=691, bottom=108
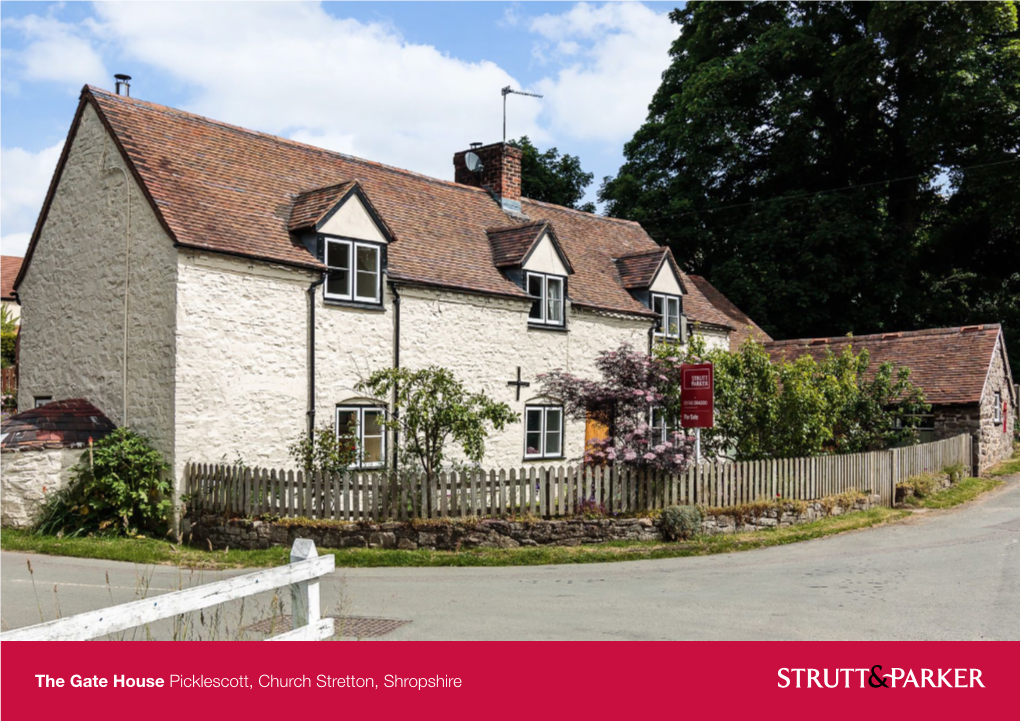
left=323, top=298, right=386, bottom=312
left=528, top=323, right=568, bottom=333
left=522, top=456, right=566, bottom=463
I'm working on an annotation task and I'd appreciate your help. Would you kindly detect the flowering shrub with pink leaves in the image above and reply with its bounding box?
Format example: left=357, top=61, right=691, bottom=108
left=539, top=344, right=696, bottom=473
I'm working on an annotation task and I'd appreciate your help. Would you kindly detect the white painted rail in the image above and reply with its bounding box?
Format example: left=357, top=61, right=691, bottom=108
left=0, top=539, right=335, bottom=641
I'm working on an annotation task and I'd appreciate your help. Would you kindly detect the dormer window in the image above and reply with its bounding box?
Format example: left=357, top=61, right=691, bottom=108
left=324, top=238, right=381, bottom=304
left=527, top=272, right=565, bottom=327
left=652, top=293, right=681, bottom=340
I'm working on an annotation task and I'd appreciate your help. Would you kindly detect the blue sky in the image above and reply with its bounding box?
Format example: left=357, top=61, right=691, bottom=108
left=1, top=1, right=683, bottom=256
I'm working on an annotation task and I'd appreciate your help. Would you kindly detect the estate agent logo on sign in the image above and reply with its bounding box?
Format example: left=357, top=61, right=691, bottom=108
left=680, top=363, right=714, bottom=428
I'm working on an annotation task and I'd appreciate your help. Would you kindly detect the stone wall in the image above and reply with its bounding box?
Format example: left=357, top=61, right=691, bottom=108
left=931, top=332, right=1016, bottom=474
left=1, top=447, right=82, bottom=528
left=186, top=494, right=879, bottom=551
left=977, top=333, right=1016, bottom=472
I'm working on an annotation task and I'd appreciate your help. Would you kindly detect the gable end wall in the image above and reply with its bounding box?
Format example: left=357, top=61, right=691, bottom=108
left=16, top=103, right=178, bottom=465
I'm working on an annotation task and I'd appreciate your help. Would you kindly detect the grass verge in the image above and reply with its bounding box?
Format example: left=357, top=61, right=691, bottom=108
left=900, top=476, right=1003, bottom=510
left=985, top=446, right=1020, bottom=478
left=1, top=507, right=907, bottom=570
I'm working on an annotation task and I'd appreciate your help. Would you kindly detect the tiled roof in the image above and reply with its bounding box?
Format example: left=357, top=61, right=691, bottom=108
left=686, top=275, right=772, bottom=351
left=765, top=324, right=1006, bottom=406
left=1, top=399, right=116, bottom=451
left=488, top=221, right=549, bottom=267
left=487, top=220, right=573, bottom=274
left=22, top=86, right=668, bottom=316
left=614, top=248, right=670, bottom=289
left=289, top=181, right=358, bottom=231
left=2, top=256, right=23, bottom=301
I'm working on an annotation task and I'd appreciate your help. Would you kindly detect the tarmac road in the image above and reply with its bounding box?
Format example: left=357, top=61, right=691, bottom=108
left=2, top=474, right=1017, bottom=640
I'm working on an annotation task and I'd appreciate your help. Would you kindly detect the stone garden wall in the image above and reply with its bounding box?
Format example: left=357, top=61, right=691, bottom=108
left=186, top=494, right=880, bottom=551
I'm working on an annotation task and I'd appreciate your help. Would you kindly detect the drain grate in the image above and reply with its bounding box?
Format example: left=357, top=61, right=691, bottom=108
left=244, top=615, right=410, bottom=638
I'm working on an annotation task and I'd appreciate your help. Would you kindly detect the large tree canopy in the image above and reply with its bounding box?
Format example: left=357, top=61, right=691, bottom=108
left=601, top=1, right=1020, bottom=374
left=510, top=136, right=596, bottom=212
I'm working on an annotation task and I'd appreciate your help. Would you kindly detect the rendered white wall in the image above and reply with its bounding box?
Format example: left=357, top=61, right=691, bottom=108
left=522, top=232, right=569, bottom=276
left=318, top=194, right=388, bottom=243
left=1, top=448, right=81, bottom=528
left=16, top=103, right=178, bottom=462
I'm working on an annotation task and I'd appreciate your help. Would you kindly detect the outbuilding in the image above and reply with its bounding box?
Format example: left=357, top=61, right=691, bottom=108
left=0, top=398, right=116, bottom=528
left=766, top=324, right=1016, bottom=473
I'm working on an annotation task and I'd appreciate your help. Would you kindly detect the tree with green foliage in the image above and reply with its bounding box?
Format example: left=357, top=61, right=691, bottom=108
left=35, top=429, right=171, bottom=537
left=510, top=136, right=596, bottom=212
left=602, top=1, right=1020, bottom=376
left=1, top=304, right=16, bottom=369
left=357, top=367, right=518, bottom=483
left=655, top=333, right=929, bottom=461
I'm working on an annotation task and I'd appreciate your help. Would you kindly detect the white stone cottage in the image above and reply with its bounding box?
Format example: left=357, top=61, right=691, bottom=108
left=767, top=325, right=1017, bottom=472
left=13, top=85, right=767, bottom=489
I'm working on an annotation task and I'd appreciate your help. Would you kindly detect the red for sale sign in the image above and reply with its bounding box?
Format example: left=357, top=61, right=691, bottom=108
left=680, top=363, right=714, bottom=428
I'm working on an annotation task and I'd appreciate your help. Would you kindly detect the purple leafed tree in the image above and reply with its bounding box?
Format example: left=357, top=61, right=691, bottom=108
left=539, top=344, right=696, bottom=472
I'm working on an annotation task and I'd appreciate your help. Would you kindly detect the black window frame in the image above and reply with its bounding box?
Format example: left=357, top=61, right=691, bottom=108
left=525, top=271, right=567, bottom=328
left=322, top=235, right=384, bottom=306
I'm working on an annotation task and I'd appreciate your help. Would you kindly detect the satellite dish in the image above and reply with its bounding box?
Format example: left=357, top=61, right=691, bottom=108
left=464, top=152, right=484, bottom=174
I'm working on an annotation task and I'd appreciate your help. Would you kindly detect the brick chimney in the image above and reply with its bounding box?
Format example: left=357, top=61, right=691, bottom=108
left=453, top=142, right=523, bottom=214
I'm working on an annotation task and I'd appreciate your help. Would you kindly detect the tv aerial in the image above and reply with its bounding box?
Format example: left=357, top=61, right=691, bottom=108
left=502, top=86, right=543, bottom=142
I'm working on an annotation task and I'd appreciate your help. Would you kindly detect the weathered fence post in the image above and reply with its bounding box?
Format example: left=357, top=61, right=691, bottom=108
left=289, top=539, right=321, bottom=630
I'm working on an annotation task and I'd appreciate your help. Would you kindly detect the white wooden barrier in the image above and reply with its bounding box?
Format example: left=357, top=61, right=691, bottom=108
left=0, top=539, right=335, bottom=641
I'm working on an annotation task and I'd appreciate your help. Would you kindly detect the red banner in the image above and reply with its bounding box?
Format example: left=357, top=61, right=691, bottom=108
left=1, top=642, right=1015, bottom=719
left=681, top=362, right=714, bottom=428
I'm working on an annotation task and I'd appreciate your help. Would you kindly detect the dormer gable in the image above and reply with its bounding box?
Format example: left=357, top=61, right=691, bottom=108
left=614, top=247, right=684, bottom=293
left=487, top=221, right=573, bottom=275
left=289, top=181, right=393, bottom=244
left=615, top=247, right=686, bottom=341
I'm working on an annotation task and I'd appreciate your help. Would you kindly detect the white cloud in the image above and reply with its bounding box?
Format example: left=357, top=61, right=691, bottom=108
left=1, top=13, right=107, bottom=88
left=0, top=142, right=64, bottom=257
left=529, top=2, right=675, bottom=143
left=84, top=1, right=547, bottom=180
left=1, top=233, right=32, bottom=257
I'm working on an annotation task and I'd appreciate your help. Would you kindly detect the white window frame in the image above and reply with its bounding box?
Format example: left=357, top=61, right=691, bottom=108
left=651, top=293, right=682, bottom=340
left=336, top=405, right=387, bottom=469
left=526, top=272, right=566, bottom=327
left=650, top=406, right=678, bottom=445
left=993, top=391, right=1002, bottom=424
left=34, top=396, right=53, bottom=409
left=524, top=404, right=564, bottom=460
left=323, top=237, right=382, bottom=304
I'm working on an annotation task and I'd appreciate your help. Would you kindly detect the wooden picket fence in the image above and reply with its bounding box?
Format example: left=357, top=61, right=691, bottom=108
left=185, top=434, right=972, bottom=522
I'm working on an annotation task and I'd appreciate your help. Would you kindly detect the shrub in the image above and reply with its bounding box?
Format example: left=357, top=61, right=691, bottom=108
left=289, top=423, right=359, bottom=477
left=576, top=496, right=608, bottom=519
left=896, top=472, right=946, bottom=503
left=0, top=329, right=16, bottom=368
left=35, top=429, right=171, bottom=537
left=661, top=504, right=702, bottom=541
left=943, top=463, right=965, bottom=483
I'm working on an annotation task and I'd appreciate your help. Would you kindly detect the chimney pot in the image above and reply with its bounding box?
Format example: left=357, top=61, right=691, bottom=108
left=114, top=74, right=132, bottom=97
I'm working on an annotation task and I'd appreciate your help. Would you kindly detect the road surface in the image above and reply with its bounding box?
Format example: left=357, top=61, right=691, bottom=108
left=2, top=474, right=1017, bottom=640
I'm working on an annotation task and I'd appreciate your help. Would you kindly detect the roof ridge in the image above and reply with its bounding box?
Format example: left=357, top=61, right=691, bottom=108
left=486, top=220, right=548, bottom=233
left=521, top=196, right=644, bottom=227
left=615, top=247, right=667, bottom=260
left=765, top=324, right=1001, bottom=346
left=86, top=86, right=635, bottom=225
left=292, top=180, right=358, bottom=198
